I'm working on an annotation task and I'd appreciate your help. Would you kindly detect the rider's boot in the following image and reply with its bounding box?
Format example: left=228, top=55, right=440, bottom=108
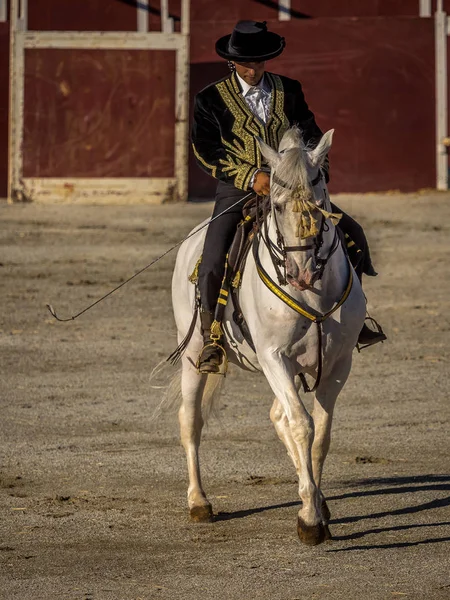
left=197, top=311, right=224, bottom=374
left=356, top=265, right=386, bottom=349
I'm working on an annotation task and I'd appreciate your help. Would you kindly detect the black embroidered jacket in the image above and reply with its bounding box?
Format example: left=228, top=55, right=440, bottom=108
left=191, top=71, right=324, bottom=191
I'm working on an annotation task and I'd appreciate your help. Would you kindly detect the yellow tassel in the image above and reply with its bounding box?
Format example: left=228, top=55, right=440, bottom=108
left=309, top=214, right=319, bottom=236
left=210, top=320, right=223, bottom=341
left=188, top=256, right=202, bottom=284
left=232, top=272, right=241, bottom=288
left=301, top=213, right=309, bottom=234
left=291, top=192, right=343, bottom=240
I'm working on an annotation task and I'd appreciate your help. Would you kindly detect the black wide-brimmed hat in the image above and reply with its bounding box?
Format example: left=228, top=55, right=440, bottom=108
left=215, top=20, right=285, bottom=62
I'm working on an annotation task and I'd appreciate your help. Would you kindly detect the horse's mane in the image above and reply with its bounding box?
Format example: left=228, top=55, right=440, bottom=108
left=275, top=126, right=311, bottom=195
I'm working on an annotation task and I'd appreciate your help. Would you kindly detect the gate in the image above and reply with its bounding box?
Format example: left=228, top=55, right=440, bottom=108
left=8, top=0, right=190, bottom=203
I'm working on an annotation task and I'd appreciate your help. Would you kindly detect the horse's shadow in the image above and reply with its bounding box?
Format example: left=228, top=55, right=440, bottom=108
left=214, top=474, right=450, bottom=550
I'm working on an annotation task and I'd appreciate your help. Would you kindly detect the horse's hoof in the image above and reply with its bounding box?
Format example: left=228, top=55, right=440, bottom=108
left=297, top=517, right=327, bottom=546
left=189, top=504, right=213, bottom=523
left=321, top=499, right=331, bottom=523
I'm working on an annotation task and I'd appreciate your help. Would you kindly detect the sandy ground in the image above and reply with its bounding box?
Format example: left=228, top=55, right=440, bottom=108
left=0, top=192, right=449, bottom=600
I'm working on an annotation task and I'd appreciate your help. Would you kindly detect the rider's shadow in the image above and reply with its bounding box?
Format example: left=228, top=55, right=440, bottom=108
left=326, top=474, right=450, bottom=551
left=215, top=474, right=450, bottom=550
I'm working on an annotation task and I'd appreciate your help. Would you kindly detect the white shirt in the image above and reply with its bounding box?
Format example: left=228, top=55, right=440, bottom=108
left=236, top=73, right=272, bottom=124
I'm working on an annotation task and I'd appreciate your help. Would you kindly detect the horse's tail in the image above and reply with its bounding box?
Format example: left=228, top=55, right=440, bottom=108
left=149, top=360, right=224, bottom=423
left=149, top=360, right=182, bottom=421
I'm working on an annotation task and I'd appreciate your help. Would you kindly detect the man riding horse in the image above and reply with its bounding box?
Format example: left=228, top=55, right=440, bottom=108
left=191, top=20, right=386, bottom=373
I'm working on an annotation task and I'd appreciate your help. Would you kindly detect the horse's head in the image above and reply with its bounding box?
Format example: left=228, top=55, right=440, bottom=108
left=258, top=127, right=337, bottom=290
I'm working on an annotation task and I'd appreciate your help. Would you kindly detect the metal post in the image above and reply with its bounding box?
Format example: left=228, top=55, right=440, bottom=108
left=137, top=0, right=149, bottom=33
left=181, top=0, right=190, bottom=36
left=161, top=0, right=174, bottom=33
left=419, top=0, right=431, bottom=18
left=279, top=0, right=291, bottom=21
left=435, top=0, right=448, bottom=190
left=18, top=0, right=27, bottom=30
left=0, top=1, right=7, bottom=22
left=8, top=0, right=26, bottom=202
left=174, top=0, right=190, bottom=201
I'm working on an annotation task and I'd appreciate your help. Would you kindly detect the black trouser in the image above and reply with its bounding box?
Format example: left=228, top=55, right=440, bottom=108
left=198, top=181, right=250, bottom=312
left=198, top=181, right=374, bottom=312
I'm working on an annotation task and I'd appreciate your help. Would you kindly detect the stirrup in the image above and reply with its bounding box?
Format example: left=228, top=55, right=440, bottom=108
left=357, top=317, right=387, bottom=352
left=196, top=341, right=227, bottom=375
left=196, top=319, right=228, bottom=375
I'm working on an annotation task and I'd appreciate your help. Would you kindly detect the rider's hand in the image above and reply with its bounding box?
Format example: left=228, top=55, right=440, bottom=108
left=252, top=171, right=271, bottom=196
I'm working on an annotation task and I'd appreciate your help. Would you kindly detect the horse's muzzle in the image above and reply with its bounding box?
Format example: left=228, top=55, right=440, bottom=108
left=286, top=272, right=315, bottom=290
left=286, top=257, right=319, bottom=290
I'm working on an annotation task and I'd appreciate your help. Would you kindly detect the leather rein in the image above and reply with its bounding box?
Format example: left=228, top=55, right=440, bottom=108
left=253, top=170, right=354, bottom=393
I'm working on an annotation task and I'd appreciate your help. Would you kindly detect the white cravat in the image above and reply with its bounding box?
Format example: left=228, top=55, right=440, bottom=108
left=236, top=73, right=272, bottom=123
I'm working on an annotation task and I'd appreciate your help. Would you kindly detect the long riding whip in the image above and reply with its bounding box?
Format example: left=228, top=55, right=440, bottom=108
left=46, top=193, right=254, bottom=322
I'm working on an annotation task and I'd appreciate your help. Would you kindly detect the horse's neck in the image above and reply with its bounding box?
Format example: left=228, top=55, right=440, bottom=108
left=319, top=223, right=349, bottom=288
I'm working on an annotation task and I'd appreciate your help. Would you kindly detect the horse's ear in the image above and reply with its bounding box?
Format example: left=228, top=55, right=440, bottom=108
left=308, top=129, right=334, bottom=167
left=257, top=137, right=281, bottom=167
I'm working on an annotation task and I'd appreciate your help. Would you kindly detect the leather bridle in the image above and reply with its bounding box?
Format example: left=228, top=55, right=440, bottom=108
left=257, top=170, right=340, bottom=287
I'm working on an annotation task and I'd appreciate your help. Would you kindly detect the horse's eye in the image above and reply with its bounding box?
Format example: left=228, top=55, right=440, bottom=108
left=274, top=204, right=282, bottom=213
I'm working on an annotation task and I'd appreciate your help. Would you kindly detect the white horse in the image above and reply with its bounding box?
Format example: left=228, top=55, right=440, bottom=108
left=171, top=127, right=366, bottom=545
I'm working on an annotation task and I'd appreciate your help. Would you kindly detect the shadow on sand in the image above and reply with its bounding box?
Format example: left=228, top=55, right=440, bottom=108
left=214, top=474, right=450, bottom=550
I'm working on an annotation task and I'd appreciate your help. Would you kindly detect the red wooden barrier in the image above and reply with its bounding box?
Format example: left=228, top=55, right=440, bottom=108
left=189, top=17, right=435, bottom=196
left=23, top=49, right=175, bottom=178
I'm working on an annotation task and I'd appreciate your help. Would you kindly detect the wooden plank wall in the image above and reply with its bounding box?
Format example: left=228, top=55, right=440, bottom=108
left=23, top=49, right=176, bottom=178
left=27, top=0, right=137, bottom=31
left=189, top=13, right=435, bottom=196
left=27, top=0, right=182, bottom=32
left=2, top=1, right=443, bottom=198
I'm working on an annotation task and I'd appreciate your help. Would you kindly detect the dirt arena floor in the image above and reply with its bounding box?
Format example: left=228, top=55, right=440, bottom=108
left=1, top=192, right=449, bottom=600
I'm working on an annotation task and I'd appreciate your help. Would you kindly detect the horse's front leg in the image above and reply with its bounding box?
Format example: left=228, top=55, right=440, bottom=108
left=178, top=358, right=213, bottom=522
left=311, top=355, right=353, bottom=526
left=261, top=353, right=326, bottom=545
left=270, top=397, right=301, bottom=476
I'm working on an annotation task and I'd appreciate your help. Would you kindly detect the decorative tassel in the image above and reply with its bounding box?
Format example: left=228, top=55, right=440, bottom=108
left=292, top=199, right=302, bottom=213
left=290, top=187, right=343, bottom=239
left=210, top=319, right=223, bottom=341
left=232, top=272, right=241, bottom=288
left=188, top=256, right=202, bottom=284
left=309, top=214, right=319, bottom=236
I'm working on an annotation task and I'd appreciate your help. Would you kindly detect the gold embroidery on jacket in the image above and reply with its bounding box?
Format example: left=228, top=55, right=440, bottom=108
left=216, top=75, right=262, bottom=189
left=192, top=143, right=217, bottom=178
left=266, top=73, right=290, bottom=150
left=219, top=138, right=257, bottom=190
left=215, top=72, right=289, bottom=189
